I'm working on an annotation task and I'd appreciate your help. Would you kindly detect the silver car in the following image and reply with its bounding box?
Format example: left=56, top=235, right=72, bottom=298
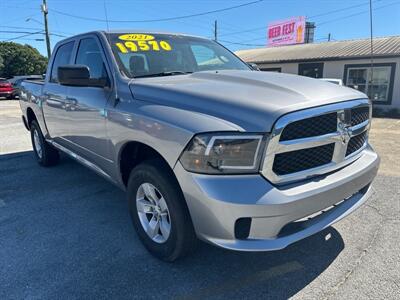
left=19, top=31, right=380, bottom=261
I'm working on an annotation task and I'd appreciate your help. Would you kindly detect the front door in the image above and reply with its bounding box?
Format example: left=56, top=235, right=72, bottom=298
left=66, top=36, right=113, bottom=165
left=298, top=63, right=324, bottom=78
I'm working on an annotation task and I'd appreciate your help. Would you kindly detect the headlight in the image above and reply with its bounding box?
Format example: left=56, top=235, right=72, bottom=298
left=179, top=133, right=266, bottom=174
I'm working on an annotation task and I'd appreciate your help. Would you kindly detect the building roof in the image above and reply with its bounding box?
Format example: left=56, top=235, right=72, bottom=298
left=235, top=36, right=400, bottom=64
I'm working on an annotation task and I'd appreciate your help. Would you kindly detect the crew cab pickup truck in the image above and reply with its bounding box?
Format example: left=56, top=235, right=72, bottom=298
left=20, top=31, right=380, bottom=261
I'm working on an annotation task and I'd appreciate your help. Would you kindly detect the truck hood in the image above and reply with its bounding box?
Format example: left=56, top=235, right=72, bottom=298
left=129, top=70, right=366, bottom=132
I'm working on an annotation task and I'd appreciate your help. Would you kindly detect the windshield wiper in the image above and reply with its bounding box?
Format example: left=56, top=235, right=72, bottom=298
left=134, top=71, right=193, bottom=78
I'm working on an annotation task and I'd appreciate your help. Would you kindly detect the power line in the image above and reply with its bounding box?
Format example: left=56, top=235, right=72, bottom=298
left=318, top=0, right=400, bottom=26
left=1, top=5, right=37, bottom=10
left=11, top=38, right=45, bottom=41
left=0, top=30, right=43, bottom=34
left=219, top=26, right=265, bottom=38
left=49, top=0, right=264, bottom=23
left=4, top=31, right=45, bottom=42
left=0, top=14, right=40, bottom=26
left=0, top=25, right=72, bottom=36
left=138, top=1, right=217, bottom=32
left=0, top=30, right=66, bottom=38
left=218, top=0, right=383, bottom=38
left=0, top=26, right=43, bottom=31
left=307, top=0, right=382, bottom=19
left=220, top=0, right=400, bottom=47
left=219, top=39, right=265, bottom=47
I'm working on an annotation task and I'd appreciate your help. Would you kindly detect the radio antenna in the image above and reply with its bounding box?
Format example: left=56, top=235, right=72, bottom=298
left=103, top=0, right=119, bottom=105
left=104, top=0, right=110, bottom=32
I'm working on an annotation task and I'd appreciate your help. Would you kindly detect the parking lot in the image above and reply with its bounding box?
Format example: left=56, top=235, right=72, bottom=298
left=0, top=99, right=399, bottom=299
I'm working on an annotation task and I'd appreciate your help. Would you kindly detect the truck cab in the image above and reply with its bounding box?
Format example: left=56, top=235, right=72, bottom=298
left=19, top=31, right=379, bottom=261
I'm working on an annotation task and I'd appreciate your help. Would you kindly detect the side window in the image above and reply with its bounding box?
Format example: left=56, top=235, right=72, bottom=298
left=50, top=42, right=74, bottom=83
left=75, top=38, right=108, bottom=80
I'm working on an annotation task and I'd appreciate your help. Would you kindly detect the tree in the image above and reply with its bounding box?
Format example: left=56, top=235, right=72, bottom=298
left=0, top=42, right=48, bottom=78
left=0, top=55, right=4, bottom=75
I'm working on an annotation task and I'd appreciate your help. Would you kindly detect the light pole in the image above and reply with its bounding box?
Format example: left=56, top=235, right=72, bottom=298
left=26, top=16, right=51, bottom=57
left=41, top=0, right=51, bottom=58
left=26, top=2, right=51, bottom=58
left=26, top=17, right=44, bottom=26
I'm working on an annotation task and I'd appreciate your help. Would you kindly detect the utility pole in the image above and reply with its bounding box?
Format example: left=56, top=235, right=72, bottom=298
left=41, top=0, right=51, bottom=58
left=214, top=20, right=218, bottom=41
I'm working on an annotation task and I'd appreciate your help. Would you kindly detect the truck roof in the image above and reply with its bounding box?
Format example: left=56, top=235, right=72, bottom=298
left=55, top=30, right=207, bottom=46
left=103, top=29, right=205, bottom=38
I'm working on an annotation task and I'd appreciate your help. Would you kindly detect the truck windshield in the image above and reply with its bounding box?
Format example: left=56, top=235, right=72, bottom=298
left=107, top=33, right=250, bottom=78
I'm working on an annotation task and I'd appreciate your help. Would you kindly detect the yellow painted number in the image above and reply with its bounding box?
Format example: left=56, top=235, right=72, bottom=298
left=160, top=41, right=172, bottom=51
left=115, top=40, right=172, bottom=52
left=125, top=42, right=138, bottom=52
left=115, top=42, right=128, bottom=53
left=148, top=40, right=160, bottom=51
left=138, top=40, right=150, bottom=51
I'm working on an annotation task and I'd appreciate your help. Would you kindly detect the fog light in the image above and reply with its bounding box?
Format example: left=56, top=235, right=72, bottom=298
left=234, top=218, right=251, bottom=239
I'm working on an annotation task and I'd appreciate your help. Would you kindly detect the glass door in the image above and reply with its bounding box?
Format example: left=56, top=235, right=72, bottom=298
left=368, top=67, right=391, bottom=102
left=346, top=65, right=392, bottom=103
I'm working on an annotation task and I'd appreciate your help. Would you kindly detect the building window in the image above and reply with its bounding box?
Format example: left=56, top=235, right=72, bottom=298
left=298, top=62, right=324, bottom=78
left=344, top=63, right=396, bottom=105
left=260, top=67, right=281, bottom=72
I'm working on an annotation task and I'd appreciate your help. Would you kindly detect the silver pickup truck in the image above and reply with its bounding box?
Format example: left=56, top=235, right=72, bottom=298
left=20, top=31, right=380, bottom=261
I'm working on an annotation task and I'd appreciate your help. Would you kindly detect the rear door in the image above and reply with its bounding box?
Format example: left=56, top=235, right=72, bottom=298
left=65, top=35, right=113, bottom=164
left=42, top=41, right=75, bottom=144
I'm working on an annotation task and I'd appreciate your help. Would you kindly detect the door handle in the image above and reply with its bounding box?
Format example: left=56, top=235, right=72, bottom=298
left=65, top=97, right=77, bottom=105
left=64, top=97, right=77, bottom=111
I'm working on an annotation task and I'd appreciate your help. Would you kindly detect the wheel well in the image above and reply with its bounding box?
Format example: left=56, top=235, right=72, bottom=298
left=26, top=108, right=37, bottom=129
left=119, top=141, right=172, bottom=187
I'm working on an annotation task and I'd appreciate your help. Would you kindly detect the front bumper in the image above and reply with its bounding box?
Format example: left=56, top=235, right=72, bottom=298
left=0, top=91, right=13, bottom=97
left=173, top=145, right=379, bottom=251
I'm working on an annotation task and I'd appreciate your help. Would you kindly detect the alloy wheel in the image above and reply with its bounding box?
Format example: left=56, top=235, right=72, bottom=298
left=33, top=129, right=43, bottom=159
left=136, top=182, right=171, bottom=243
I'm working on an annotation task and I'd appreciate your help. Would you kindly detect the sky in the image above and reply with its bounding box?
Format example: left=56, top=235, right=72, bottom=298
left=1, top=0, right=400, bottom=57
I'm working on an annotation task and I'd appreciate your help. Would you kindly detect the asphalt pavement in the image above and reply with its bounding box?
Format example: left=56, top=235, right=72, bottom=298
left=0, top=100, right=399, bottom=299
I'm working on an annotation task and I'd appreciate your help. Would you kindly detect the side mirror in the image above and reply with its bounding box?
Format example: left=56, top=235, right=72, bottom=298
left=58, top=65, right=108, bottom=87
left=248, top=63, right=260, bottom=71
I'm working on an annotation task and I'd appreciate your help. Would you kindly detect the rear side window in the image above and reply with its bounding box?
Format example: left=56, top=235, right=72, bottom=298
left=50, top=42, right=74, bottom=83
left=75, top=38, right=108, bottom=80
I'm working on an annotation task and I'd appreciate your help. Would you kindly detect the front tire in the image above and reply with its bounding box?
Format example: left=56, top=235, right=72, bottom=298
left=127, top=159, right=197, bottom=261
left=30, top=120, right=60, bottom=166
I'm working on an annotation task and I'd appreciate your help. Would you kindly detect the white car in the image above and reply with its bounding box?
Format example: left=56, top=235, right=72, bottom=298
left=320, top=78, right=343, bottom=85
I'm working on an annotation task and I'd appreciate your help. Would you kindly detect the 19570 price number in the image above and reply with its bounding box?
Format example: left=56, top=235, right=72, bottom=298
left=115, top=40, right=172, bottom=53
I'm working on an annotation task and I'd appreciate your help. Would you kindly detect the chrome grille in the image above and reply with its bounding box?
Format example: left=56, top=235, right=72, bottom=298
left=273, top=143, right=335, bottom=175
left=346, top=131, right=368, bottom=156
left=351, top=106, right=370, bottom=126
left=280, top=112, right=337, bottom=141
left=262, top=99, right=371, bottom=184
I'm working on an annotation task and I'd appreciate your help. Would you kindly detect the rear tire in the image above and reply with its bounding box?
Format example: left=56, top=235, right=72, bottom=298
left=127, top=159, right=197, bottom=261
left=30, top=120, right=60, bottom=167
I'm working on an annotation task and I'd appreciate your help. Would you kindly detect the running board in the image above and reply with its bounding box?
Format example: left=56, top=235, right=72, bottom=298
left=47, top=140, right=112, bottom=181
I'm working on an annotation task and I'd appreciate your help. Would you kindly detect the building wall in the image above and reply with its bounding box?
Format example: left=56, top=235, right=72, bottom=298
left=257, top=57, right=400, bottom=112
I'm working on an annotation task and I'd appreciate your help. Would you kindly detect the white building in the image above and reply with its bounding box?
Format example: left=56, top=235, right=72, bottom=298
left=236, top=36, right=400, bottom=115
